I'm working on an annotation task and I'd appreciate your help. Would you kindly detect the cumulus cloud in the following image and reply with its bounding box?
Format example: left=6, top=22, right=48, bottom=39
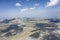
left=29, top=7, right=36, bottom=10
left=16, top=2, right=21, bottom=6
left=20, top=9, right=28, bottom=12
left=35, top=3, right=40, bottom=7
left=20, top=7, right=36, bottom=12
left=46, top=0, right=59, bottom=7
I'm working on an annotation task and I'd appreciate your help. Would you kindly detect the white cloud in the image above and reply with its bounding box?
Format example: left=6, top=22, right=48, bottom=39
left=35, top=3, right=40, bottom=7
left=16, top=2, right=21, bottom=6
left=29, top=7, right=36, bottom=10
left=20, top=7, right=36, bottom=12
left=46, top=0, right=59, bottom=7
left=27, top=3, right=39, bottom=10
left=20, top=8, right=28, bottom=12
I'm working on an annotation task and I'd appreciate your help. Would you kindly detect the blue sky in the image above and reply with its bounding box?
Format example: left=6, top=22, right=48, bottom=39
left=0, top=0, right=60, bottom=20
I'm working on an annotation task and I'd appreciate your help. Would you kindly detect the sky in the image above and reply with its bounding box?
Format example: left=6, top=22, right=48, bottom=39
left=0, top=0, right=60, bottom=20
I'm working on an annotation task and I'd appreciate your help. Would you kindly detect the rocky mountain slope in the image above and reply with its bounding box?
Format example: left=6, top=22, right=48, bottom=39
left=0, top=18, right=60, bottom=40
